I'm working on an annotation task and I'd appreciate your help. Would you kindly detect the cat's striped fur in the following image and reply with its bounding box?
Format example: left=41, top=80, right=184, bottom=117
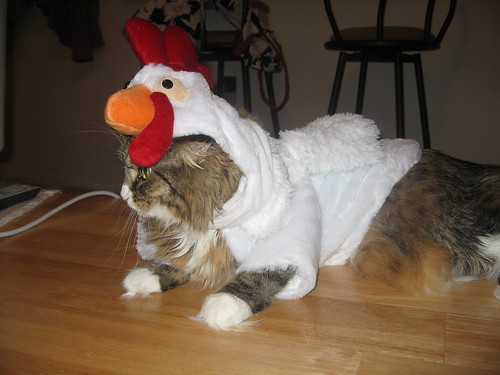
left=352, top=150, right=500, bottom=293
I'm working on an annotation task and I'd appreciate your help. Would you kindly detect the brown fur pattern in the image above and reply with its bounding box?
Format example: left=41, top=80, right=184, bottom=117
left=140, top=218, right=237, bottom=289
left=351, top=149, right=500, bottom=293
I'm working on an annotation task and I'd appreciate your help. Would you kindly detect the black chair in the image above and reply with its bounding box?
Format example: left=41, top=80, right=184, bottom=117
left=323, top=0, right=457, bottom=148
left=199, top=0, right=281, bottom=137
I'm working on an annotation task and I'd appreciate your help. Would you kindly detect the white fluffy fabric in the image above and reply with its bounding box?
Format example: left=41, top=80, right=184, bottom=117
left=129, top=64, right=422, bottom=300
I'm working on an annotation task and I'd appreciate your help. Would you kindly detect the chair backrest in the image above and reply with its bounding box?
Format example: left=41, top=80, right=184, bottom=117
left=200, top=0, right=250, bottom=45
left=324, top=0, right=457, bottom=42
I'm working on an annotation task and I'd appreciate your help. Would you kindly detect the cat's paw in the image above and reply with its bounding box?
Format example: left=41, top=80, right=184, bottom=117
left=196, top=293, right=253, bottom=330
left=122, top=268, right=162, bottom=298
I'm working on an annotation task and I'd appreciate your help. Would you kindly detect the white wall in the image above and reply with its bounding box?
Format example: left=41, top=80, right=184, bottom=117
left=0, top=0, right=498, bottom=192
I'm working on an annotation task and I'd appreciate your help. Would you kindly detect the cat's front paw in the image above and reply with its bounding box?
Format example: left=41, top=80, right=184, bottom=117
left=122, top=267, right=162, bottom=298
left=197, top=293, right=252, bottom=330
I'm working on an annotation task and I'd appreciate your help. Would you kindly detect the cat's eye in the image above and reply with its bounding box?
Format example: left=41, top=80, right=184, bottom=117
left=138, top=167, right=152, bottom=180
left=156, top=77, right=187, bottom=101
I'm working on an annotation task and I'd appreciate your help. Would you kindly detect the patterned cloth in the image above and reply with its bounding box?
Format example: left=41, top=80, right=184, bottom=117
left=133, top=0, right=202, bottom=39
left=133, top=0, right=283, bottom=72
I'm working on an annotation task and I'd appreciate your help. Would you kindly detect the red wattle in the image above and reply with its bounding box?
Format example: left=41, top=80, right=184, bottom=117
left=128, top=92, right=174, bottom=167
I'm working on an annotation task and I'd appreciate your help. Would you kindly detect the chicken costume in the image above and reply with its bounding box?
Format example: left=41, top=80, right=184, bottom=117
left=105, top=19, right=421, bottom=300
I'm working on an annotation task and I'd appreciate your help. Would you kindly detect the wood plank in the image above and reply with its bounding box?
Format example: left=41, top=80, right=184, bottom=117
left=315, top=265, right=500, bottom=319
left=445, top=314, right=500, bottom=371
left=358, top=352, right=499, bottom=375
left=0, top=194, right=499, bottom=374
left=255, top=294, right=445, bottom=363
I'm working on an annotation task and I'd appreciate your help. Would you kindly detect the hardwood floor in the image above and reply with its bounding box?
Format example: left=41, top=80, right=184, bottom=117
left=1, top=193, right=499, bottom=374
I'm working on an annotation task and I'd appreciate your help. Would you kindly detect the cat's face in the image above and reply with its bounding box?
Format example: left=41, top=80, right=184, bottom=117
left=119, top=135, right=242, bottom=231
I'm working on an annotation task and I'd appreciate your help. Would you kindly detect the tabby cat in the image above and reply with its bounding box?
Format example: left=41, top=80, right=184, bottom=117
left=119, top=134, right=296, bottom=329
left=118, top=133, right=500, bottom=329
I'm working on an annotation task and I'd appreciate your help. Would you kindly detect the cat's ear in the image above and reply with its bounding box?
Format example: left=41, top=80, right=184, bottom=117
left=176, top=141, right=212, bottom=169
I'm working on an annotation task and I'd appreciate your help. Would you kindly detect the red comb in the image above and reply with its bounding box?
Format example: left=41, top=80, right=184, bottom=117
left=125, top=19, right=213, bottom=87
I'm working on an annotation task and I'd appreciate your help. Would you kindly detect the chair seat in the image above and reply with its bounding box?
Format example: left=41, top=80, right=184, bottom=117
left=200, top=30, right=240, bottom=54
left=323, top=0, right=457, bottom=149
left=205, top=30, right=239, bottom=46
left=325, top=26, right=439, bottom=52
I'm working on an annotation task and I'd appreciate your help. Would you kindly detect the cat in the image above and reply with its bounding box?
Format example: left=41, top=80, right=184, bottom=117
left=351, top=151, right=500, bottom=293
left=119, top=133, right=297, bottom=329
left=118, top=131, right=500, bottom=330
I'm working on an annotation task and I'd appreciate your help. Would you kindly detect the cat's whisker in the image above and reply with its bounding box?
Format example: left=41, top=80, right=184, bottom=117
left=111, top=207, right=141, bottom=273
left=129, top=214, right=141, bottom=266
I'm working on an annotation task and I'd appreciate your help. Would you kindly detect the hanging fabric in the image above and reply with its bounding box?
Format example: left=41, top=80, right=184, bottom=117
left=133, top=0, right=289, bottom=110
left=132, top=0, right=203, bottom=39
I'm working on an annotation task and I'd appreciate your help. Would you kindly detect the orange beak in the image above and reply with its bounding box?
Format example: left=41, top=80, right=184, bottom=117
left=104, top=84, right=155, bottom=135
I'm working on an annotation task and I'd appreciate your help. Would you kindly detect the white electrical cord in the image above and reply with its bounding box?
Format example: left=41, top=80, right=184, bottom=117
left=0, top=190, right=121, bottom=238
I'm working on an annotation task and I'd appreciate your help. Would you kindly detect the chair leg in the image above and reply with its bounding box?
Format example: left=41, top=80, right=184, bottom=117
left=394, top=52, right=405, bottom=138
left=355, top=59, right=368, bottom=114
left=216, top=59, right=225, bottom=97
left=264, top=71, right=280, bottom=138
left=241, top=60, right=252, bottom=112
left=414, top=54, right=431, bottom=148
left=328, top=52, right=347, bottom=115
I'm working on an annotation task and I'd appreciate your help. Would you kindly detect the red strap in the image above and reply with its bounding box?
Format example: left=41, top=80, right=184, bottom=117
left=256, top=32, right=290, bottom=111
